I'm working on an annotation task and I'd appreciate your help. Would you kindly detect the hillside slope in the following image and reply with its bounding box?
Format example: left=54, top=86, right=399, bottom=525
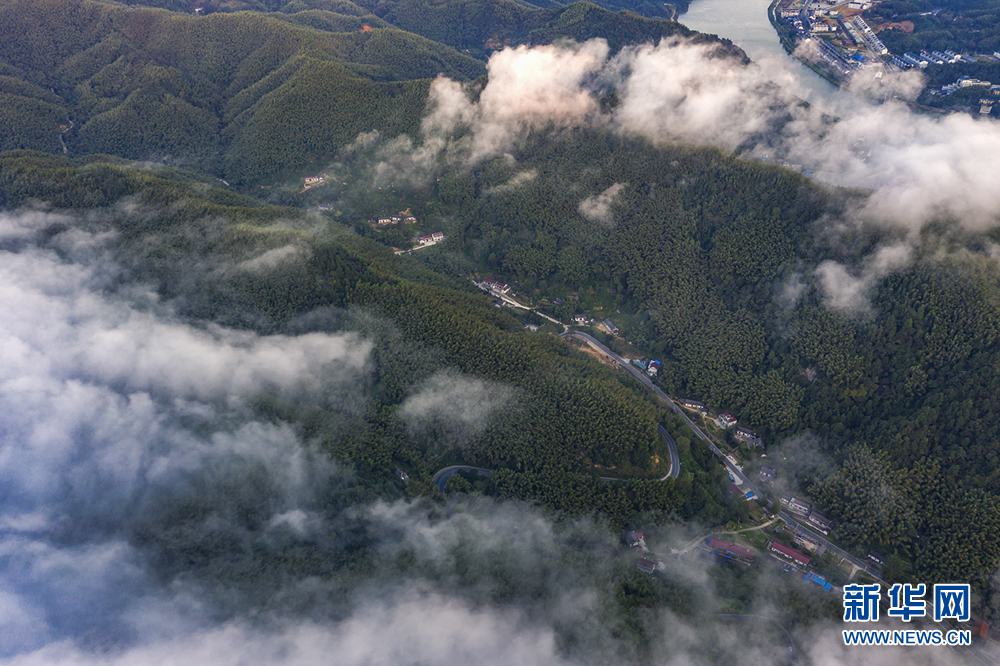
left=0, top=0, right=484, bottom=183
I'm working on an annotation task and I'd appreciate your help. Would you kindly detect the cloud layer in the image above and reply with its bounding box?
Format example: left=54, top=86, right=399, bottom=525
left=0, top=210, right=368, bottom=657
left=356, top=36, right=998, bottom=311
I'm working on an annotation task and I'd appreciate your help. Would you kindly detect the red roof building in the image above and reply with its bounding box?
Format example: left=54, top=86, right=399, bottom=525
left=708, top=538, right=754, bottom=560
left=636, top=558, right=657, bottom=575
left=769, top=540, right=810, bottom=566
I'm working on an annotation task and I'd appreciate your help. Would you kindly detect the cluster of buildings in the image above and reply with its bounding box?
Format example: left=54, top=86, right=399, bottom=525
left=677, top=401, right=765, bottom=448
left=393, top=230, right=446, bottom=255
left=844, top=16, right=887, bottom=55
left=701, top=535, right=833, bottom=595
left=778, top=0, right=887, bottom=66
left=478, top=278, right=511, bottom=296
left=778, top=0, right=998, bottom=86
left=374, top=213, right=418, bottom=226
left=716, top=413, right=765, bottom=448
left=703, top=537, right=755, bottom=565
left=928, top=77, right=1000, bottom=113
left=625, top=531, right=659, bottom=575
left=631, top=357, right=661, bottom=377
left=894, top=49, right=982, bottom=69
left=780, top=494, right=835, bottom=535
left=814, top=38, right=868, bottom=76
left=417, top=231, right=444, bottom=245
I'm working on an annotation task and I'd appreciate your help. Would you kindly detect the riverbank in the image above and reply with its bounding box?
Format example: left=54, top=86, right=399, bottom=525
left=677, top=0, right=841, bottom=109
left=766, top=0, right=848, bottom=90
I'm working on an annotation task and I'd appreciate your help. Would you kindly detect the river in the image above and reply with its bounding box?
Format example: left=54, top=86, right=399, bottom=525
left=678, top=0, right=847, bottom=111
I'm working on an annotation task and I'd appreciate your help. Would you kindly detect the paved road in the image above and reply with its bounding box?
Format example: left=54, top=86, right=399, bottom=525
left=431, top=465, right=492, bottom=492
left=674, top=518, right=780, bottom=555
left=560, top=331, right=681, bottom=479
left=559, top=330, right=885, bottom=582
left=657, top=425, right=681, bottom=481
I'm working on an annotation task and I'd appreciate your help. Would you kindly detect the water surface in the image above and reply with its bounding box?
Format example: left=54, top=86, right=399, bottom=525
left=679, top=0, right=846, bottom=110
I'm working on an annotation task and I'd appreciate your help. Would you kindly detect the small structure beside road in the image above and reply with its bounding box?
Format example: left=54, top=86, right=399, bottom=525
left=636, top=558, right=657, bottom=575
left=625, top=530, right=649, bottom=553
left=769, top=539, right=811, bottom=567
left=706, top=537, right=755, bottom=563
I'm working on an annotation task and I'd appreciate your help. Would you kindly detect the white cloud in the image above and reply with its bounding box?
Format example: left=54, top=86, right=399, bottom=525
left=578, top=183, right=625, bottom=227
left=398, top=370, right=515, bottom=444
left=815, top=242, right=912, bottom=313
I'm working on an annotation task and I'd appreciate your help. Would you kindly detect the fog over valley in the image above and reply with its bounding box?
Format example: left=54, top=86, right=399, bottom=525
left=2, top=0, right=1000, bottom=664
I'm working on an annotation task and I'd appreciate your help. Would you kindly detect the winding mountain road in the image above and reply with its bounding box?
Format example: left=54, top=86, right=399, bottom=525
left=432, top=325, right=886, bottom=585
left=432, top=465, right=492, bottom=492
left=558, top=330, right=887, bottom=582
left=560, top=331, right=682, bottom=479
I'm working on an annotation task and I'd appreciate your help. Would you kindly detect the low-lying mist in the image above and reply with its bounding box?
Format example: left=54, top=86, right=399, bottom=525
left=0, top=200, right=984, bottom=665
left=318, top=36, right=999, bottom=316
left=4, top=29, right=1000, bottom=665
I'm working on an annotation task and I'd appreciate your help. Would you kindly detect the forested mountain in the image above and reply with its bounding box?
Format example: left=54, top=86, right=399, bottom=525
left=0, top=0, right=479, bottom=183
left=428, top=128, right=1000, bottom=594
left=0, top=149, right=743, bottom=529
left=6, top=0, right=1000, bottom=632
left=0, top=0, right=738, bottom=185
left=345, top=0, right=703, bottom=56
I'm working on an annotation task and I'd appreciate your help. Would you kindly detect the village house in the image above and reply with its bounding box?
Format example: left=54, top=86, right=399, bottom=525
left=480, top=278, right=509, bottom=294
left=625, top=530, right=648, bottom=553
left=758, top=466, right=777, bottom=485
left=718, top=413, right=737, bottom=428
left=636, top=558, right=657, bottom=575
left=734, top=425, right=764, bottom=448
left=792, top=532, right=825, bottom=555
left=806, top=511, right=834, bottom=535
left=303, top=176, right=324, bottom=186
left=679, top=399, right=707, bottom=413
left=602, top=319, right=619, bottom=336
left=706, top=537, right=755, bottom=562
left=768, top=539, right=811, bottom=567
left=780, top=494, right=812, bottom=517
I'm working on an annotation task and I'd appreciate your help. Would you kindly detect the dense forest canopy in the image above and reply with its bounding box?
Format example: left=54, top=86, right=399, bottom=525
left=5, top=0, right=1000, bottom=661
left=0, top=0, right=738, bottom=186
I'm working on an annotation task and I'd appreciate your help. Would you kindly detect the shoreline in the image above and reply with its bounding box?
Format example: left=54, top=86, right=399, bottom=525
left=766, top=0, right=848, bottom=91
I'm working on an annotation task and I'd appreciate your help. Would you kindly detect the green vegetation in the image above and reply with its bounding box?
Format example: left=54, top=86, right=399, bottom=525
left=0, top=149, right=745, bottom=532
left=870, top=0, right=1000, bottom=55
left=0, top=0, right=484, bottom=184
left=0, top=0, right=744, bottom=186
left=5, top=0, right=1000, bottom=621
left=417, top=127, right=1000, bottom=604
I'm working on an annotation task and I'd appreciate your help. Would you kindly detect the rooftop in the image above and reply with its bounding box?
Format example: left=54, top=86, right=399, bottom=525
left=770, top=540, right=810, bottom=566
